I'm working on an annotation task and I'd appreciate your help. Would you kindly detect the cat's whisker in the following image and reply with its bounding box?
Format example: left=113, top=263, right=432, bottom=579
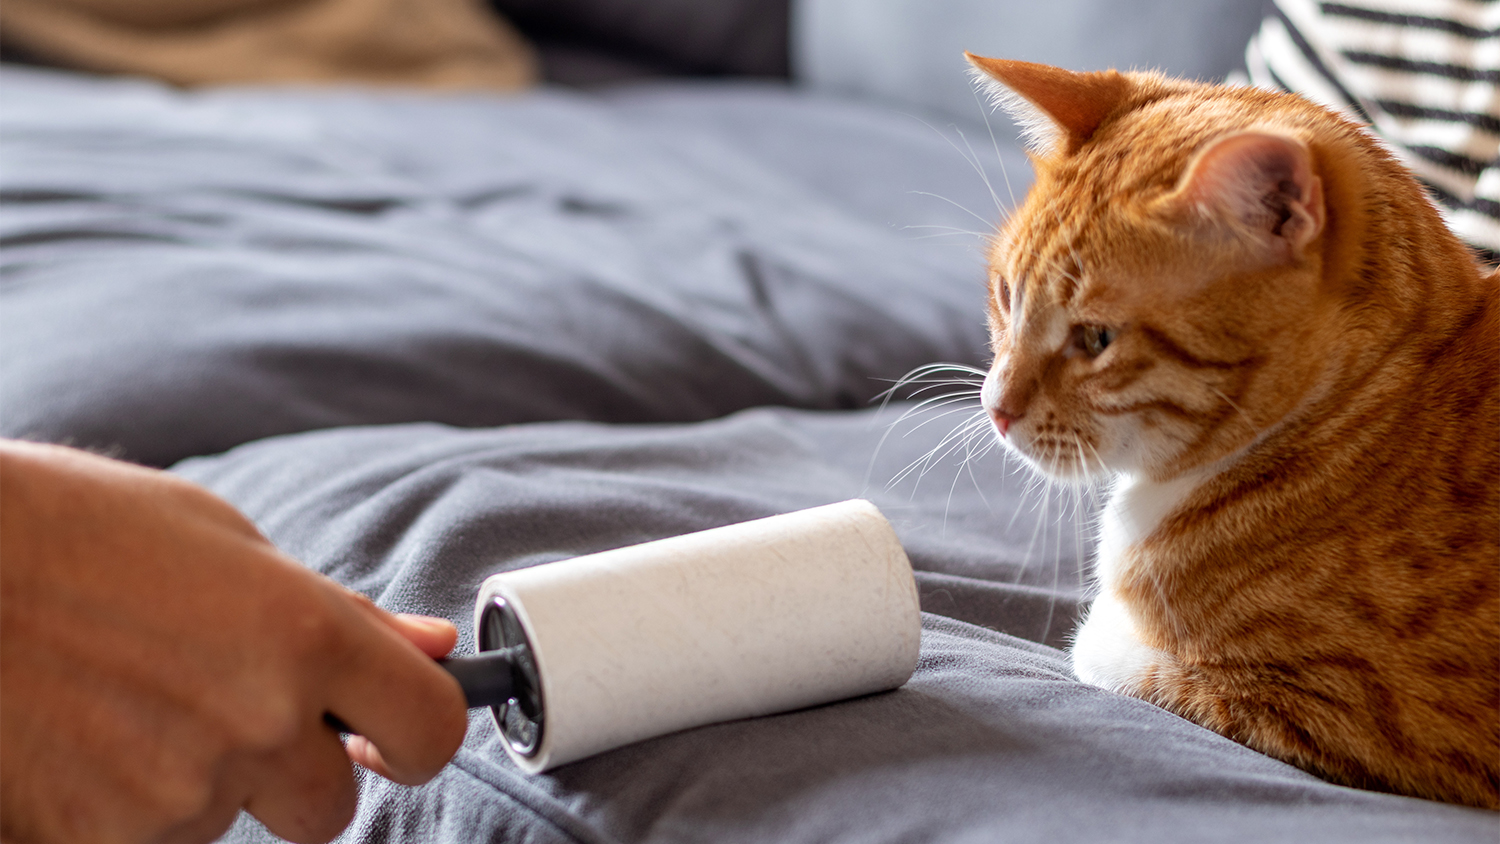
left=865, top=363, right=989, bottom=493
left=1028, top=453, right=1068, bottom=572
left=1208, top=385, right=1258, bottom=436
left=870, top=362, right=984, bottom=416
left=878, top=380, right=985, bottom=402
left=969, top=84, right=1019, bottom=212
left=887, top=371, right=986, bottom=392
left=1066, top=243, right=1087, bottom=292
left=881, top=375, right=983, bottom=408
left=1069, top=468, right=1088, bottom=597
left=913, top=413, right=995, bottom=477
left=892, top=401, right=987, bottom=444
left=866, top=400, right=982, bottom=493
left=903, top=229, right=998, bottom=243
left=942, top=423, right=997, bottom=529
left=891, top=433, right=983, bottom=496
left=898, top=361, right=988, bottom=377
left=1044, top=465, right=1075, bottom=645
left=1008, top=459, right=1052, bottom=534
left=907, top=190, right=1004, bottom=232
left=884, top=393, right=979, bottom=417
left=865, top=404, right=973, bottom=484
left=1076, top=433, right=1108, bottom=479
left=914, top=104, right=1011, bottom=220
left=1068, top=434, right=1104, bottom=605
left=961, top=437, right=1000, bottom=513
left=874, top=362, right=987, bottom=400
left=885, top=409, right=992, bottom=490
left=894, top=390, right=982, bottom=414
left=953, top=126, right=1010, bottom=219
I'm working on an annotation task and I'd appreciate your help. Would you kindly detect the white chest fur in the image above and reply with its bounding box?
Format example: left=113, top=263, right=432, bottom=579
left=1093, top=472, right=1203, bottom=589
left=1072, top=472, right=1203, bottom=693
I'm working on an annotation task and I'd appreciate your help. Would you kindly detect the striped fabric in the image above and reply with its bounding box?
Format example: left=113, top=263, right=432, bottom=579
left=1244, top=0, right=1499, bottom=263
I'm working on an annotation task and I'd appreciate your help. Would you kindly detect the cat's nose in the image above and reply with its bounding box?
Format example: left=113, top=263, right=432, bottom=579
left=981, top=366, right=1026, bottom=438
left=989, top=406, right=1019, bottom=437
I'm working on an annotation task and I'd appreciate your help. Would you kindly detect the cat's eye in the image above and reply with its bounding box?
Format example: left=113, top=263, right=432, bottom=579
left=993, top=276, right=1012, bottom=312
left=1077, top=325, right=1115, bottom=357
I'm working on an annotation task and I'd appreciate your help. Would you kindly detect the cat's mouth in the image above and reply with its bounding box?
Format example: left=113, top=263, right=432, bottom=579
left=981, top=369, right=1109, bottom=482
left=997, top=423, right=1106, bottom=484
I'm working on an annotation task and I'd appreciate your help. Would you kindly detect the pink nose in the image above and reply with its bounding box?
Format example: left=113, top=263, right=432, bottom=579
left=989, top=407, right=1017, bottom=438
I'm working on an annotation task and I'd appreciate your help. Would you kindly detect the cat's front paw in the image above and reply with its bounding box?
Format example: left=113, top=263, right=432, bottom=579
left=1071, top=592, right=1168, bottom=697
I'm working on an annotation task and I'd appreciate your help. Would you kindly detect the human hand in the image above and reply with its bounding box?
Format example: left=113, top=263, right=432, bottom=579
left=0, top=441, right=468, bottom=843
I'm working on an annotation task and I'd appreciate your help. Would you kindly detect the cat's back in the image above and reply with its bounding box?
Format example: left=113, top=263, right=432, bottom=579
left=1128, top=119, right=1500, bottom=807
left=1147, top=255, right=1500, bottom=808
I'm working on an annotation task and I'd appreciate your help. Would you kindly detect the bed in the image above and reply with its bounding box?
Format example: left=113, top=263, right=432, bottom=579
left=2, top=1, right=1495, bottom=841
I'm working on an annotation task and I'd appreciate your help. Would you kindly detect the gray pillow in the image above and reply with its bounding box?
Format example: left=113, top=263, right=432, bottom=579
left=0, top=68, right=991, bottom=467
left=794, top=0, right=1267, bottom=123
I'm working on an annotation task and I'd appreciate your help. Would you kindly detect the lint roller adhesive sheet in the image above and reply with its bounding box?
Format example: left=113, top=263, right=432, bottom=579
left=458, top=499, right=921, bottom=773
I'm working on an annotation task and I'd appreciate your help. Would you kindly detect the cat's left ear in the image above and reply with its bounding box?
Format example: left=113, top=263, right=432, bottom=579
left=965, top=54, right=1131, bottom=156
left=1164, top=130, right=1326, bottom=263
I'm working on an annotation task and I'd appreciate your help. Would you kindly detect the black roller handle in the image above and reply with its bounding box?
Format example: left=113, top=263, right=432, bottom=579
left=324, top=647, right=524, bottom=734
left=440, top=648, right=523, bottom=708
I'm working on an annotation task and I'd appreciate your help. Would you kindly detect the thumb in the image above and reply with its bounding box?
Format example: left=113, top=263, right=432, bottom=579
left=386, top=613, right=459, bottom=659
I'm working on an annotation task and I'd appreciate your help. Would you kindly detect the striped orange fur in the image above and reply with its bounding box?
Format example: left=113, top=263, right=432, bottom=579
left=968, top=56, right=1499, bottom=809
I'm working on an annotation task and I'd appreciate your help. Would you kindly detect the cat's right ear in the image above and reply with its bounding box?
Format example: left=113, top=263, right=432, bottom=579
left=1163, top=130, right=1326, bottom=264
left=965, top=54, right=1131, bottom=156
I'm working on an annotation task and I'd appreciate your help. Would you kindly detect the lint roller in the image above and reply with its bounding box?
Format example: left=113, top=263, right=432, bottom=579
left=436, top=499, right=921, bottom=772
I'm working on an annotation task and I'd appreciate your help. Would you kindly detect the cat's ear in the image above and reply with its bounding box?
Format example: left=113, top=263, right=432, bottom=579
left=965, top=54, right=1131, bottom=156
left=1165, top=130, right=1326, bottom=262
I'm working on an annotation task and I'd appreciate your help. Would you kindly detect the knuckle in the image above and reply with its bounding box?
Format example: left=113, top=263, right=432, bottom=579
left=227, top=693, right=302, bottom=752
left=289, top=599, right=343, bottom=653
left=162, top=475, right=264, bottom=537
left=343, top=590, right=378, bottom=613
left=193, top=648, right=318, bottom=756
left=269, top=586, right=352, bottom=668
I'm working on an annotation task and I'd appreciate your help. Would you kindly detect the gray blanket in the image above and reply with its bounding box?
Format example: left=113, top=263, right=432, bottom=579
left=1, top=67, right=1492, bottom=842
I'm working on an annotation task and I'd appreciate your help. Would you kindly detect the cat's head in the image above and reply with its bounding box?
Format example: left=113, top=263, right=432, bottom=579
left=968, top=55, right=1400, bottom=485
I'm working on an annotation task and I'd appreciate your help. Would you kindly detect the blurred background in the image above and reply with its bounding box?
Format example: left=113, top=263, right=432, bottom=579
left=0, top=0, right=1267, bottom=122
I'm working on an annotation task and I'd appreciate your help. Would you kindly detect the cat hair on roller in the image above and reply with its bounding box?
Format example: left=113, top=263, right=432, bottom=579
left=417, top=499, right=922, bottom=772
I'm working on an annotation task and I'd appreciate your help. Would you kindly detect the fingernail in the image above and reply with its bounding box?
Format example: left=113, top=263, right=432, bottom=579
left=397, top=613, right=454, bottom=632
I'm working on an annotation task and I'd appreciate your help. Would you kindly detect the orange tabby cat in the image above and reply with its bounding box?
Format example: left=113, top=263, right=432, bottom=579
left=966, top=55, right=1499, bottom=809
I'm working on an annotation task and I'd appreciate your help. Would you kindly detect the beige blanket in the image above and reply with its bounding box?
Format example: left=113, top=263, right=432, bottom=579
left=0, top=0, right=535, bottom=90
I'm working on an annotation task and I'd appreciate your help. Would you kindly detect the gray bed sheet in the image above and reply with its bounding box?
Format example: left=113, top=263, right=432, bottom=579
left=0, top=67, right=1013, bottom=468
left=1, top=67, right=1493, bottom=842
left=174, top=408, right=1491, bottom=843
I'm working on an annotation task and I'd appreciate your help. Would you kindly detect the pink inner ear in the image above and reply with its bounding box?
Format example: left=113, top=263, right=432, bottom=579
left=1176, top=132, right=1326, bottom=257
